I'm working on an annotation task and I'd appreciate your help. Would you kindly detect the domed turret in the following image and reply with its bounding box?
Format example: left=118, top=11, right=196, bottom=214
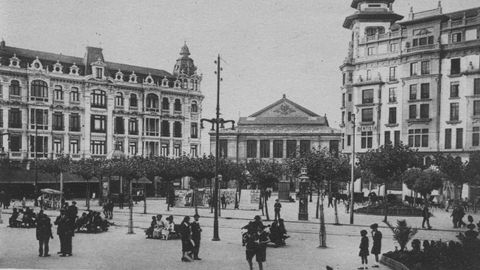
left=173, top=42, right=197, bottom=76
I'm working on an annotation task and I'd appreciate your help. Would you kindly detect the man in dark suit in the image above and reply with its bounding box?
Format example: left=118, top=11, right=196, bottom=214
left=191, top=214, right=202, bottom=260
left=36, top=210, right=53, bottom=257
left=54, top=209, right=74, bottom=256
left=67, top=201, right=78, bottom=224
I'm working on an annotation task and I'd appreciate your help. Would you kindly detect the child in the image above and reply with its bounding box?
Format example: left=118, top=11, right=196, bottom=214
left=359, top=229, right=369, bottom=270
left=370, top=223, right=382, bottom=268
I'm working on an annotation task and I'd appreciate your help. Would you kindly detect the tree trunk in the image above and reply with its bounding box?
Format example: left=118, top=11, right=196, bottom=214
left=334, top=197, right=339, bottom=225
left=264, top=192, right=270, bottom=221
left=143, top=185, right=147, bottom=214
left=309, top=182, right=313, bottom=202
left=167, top=182, right=170, bottom=211
left=86, top=180, right=90, bottom=210
left=383, top=181, right=388, bottom=222
left=316, top=188, right=320, bottom=219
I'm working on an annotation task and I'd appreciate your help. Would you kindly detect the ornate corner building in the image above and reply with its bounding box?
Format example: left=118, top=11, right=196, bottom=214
left=340, top=0, right=480, bottom=161
left=0, top=41, right=204, bottom=160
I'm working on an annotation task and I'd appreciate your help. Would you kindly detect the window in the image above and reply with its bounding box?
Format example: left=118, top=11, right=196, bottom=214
left=348, top=112, right=352, bottom=122
left=342, top=93, right=346, bottom=107
left=130, top=94, right=138, bottom=108
left=128, top=141, right=137, bottom=156
left=173, top=122, right=182, bottom=138
left=91, top=90, right=107, bottom=108
left=190, top=145, right=198, bottom=157
left=420, top=104, right=429, bottom=119
left=450, top=82, right=459, bottom=98
left=366, top=70, right=372, bottom=81
left=408, top=129, right=428, bottom=147
left=342, top=111, right=345, bottom=124
left=475, top=78, right=480, bottom=95
left=362, top=89, right=373, bottom=104
left=451, top=59, right=461, bottom=75
left=421, top=61, right=430, bottom=75
left=145, top=118, right=159, bottom=136
left=70, top=87, right=80, bottom=102
left=161, top=120, right=170, bottom=137
left=54, top=86, right=63, bottom=101
left=361, top=131, right=373, bottom=149
left=191, top=123, right=198, bottom=138
left=456, top=128, right=463, bottom=149
left=410, top=62, right=418, bottom=76
left=445, top=129, right=452, bottom=149
left=128, top=118, right=138, bottom=135
left=367, top=47, right=374, bottom=56
left=420, top=83, right=430, bottom=99
left=286, top=140, right=296, bottom=157
left=247, top=140, right=257, bottom=158
left=385, top=131, right=391, bottom=145
left=347, top=135, right=351, bottom=146
left=53, top=138, right=63, bottom=154
left=361, top=108, right=373, bottom=122
left=409, top=84, right=417, bottom=100
left=69, top=139, right=79, bottom=154
left=146, top=94, right=159, bottom=111
left=389, top=67, right=396, bottom=81
left=299, top=140, right=311, bottom=155
left=8, top=108, right=22, bottom=128
left=394, top=131, right=400, bottom=146
left=95, top=67, right=103, bottom=79
left=348, top=94, right=352, bottom=102
left=91, top=140, right=106, bottom=155
left=91, top=115, right=106, bottom=133
left=115, top=92, right=124, bottom=107
left=9, top=80, right=21, bottom=96
left=31, top=80, right=48, bottom=101
left=191, top=101, right=198, bottom=113
left=174, top=99, right=182, bottom=112
left=450, top=103, right=459, bottom=121
left=388, top=107, right=397, bottom=124
left=219, top=139, right=228, bottom=158
left=161, top=143, right=169, bottom=156
left=52, top=112, right=64, bottom=131
left=260, top=140, right=270, bottom=158
left=10, top=135, right=21, bottom=152
left=474, top=100, right=480, bottom=116
left=114, top=117, right=124, bottom=134
left=30, top=136, right=48, bottom=155
left=273, top=140, right=283, bottom=158
left=0, top=109, right=2, bottom=128
left=30, top=109, right=48, bottom=130
left=69, top=113, right=80, bottom=132
left=390, top=43, right=398, bottom=53
left=452, top=32, right=462, bottom=43
left=473, top=127, right=480, bottom=147
left=162, top=98, right=170, bottom=110
left=173, top=144, right=181, bottom=157
left=413, top=36, right=434, bottom=46
left=409, top=105, right=417, bottom=119
left=389, top=88, right=396, bottom=102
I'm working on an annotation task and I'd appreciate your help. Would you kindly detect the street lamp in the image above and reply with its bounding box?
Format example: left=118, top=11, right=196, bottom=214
left=349, top=114, right=356, bottom=224
left=298, top=167, right=309, bottom=220
left=110, top=143, right=132, bottom=234
left=200, top=54, right=235, bottom=241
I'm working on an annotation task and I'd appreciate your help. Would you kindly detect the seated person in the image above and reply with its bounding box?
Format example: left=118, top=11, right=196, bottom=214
left=9, top=208, right=20, bottom=227
left=153, top=215, right=165, bottom=239
left=145, top=216, right=157, bottom=238
left=162, top=215, right=176, bottom=240
left=76, top=213, right=88, bottom=231
left=269, top=218, right=288, bottom=246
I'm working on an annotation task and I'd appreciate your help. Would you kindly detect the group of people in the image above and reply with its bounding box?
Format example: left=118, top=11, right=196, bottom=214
left=0, top=190, right=11, bottom=209
left=179, top=215, right=202, bottom=262
left=242, top=215, right=270, bottom=270
left=145, top=214, right=177, bottom=240
left=75, top=210, right=112, bottom=233
left=358, top=223, right=383, bottom=270
left=451, top=203, right=468, bottom=228
left=102, top=200, right=114, bottom=219
left=9, top=207, right=37, bottom=228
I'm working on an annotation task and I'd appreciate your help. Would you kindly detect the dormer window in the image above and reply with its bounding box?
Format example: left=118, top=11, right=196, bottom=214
left=129, top=72, right=137, bottom=83
left=53, top=61, right=63, bottom=73
left=145, top=74, right=154, bottom=85
left=9, top=54, right=20, bottom=68
left=174, top=79, right=181, bottom=88
left=161, top=77, right=169, bottom=87
left=115, top=70, right=123, bottom=81
left=95, top=67, right=103, bottom=79
left=69, top=63, right=79, bottom=76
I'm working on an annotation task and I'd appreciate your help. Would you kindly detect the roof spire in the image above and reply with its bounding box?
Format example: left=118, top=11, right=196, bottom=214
left=283, top=94, right=286, bottom=99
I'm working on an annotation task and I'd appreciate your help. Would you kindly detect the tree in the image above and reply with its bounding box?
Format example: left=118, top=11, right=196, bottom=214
left=358, top=143, right=420, bottom=222
left=154, top=156, right=188, bottom=211
left=465, top=152, right=480, bottom=187
left=387, top=219, right=418, bottom=251
left=246, top=159, right=284, bottom=221
left=402, top=167, right=443, bottom=204
left=433, top=154, right=466, bottom=200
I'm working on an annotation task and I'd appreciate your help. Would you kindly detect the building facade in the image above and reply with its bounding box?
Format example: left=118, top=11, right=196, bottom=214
left=210, top=95, right=341, bottom=163
left=0, top=41, right=203, bottom=161
left=340, top=0, right=480, bottom=161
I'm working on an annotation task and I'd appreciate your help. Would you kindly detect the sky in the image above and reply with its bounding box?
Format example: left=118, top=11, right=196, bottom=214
left=1, top=0, right=479, bottom=154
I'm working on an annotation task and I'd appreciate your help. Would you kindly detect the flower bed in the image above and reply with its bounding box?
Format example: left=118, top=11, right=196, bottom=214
left=355, top=204, right=422, bottom=216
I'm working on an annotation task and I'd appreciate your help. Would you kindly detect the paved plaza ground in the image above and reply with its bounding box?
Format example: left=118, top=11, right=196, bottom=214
left=1, top=195, right=478, bottom=270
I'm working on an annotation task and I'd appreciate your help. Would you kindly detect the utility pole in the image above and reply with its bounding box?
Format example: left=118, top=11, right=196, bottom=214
left=349, top=114, right=356, bottom=224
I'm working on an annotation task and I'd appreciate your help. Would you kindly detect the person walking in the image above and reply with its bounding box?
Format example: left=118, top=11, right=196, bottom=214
left=119, top=193, right=124, bottom=209
left=422, top=205, right=432, bottom=229
left=36, top=210, right=53, bottom=257
left=67, top=201, right=78, bottom=223
left=370, top=223, right=382, bottom=268
left=358, top=229, right=369, bottom=270
left=54, top=209, right=74, bottom=257
left=191, top=214, right=202, bottom=260
left=244, top=221, right=268, bottom=270
left=221, top=194, right=227, bottom=209
left=180, top=216, right=194, bottom=262
left=274, top=199, right=282, bottom=220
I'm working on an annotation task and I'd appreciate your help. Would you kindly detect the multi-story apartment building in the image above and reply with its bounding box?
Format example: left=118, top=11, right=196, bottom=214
left=0, top=41, right=203, bottom=161
left=340, top=0, right=480, bottom=161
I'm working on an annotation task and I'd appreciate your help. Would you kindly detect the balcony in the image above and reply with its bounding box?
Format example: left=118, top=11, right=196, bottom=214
left=129, top=106, right=138, bottom=111
left=405, top=43, right=439, bottom=53
left=360, top=30, right=403, bottom=44
left=145, top=107, right=160, bottom=113
left=407, top=118, right=432, bottom=124
left=442, top=16, right=480, bottom=29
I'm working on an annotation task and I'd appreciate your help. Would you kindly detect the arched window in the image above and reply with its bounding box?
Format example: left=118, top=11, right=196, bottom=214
left=70, top=87, right=80, bottom=102
left=91, top=90, right=107, bottom=108
left=115, top=92, right=124, bottom=107
left=31, top=80, right=48, bottom=101
left=130, top=94, right=138, bottom=108
left=146, top=93, right=159, bottom=111
left=173, top=121, right=182, bottom=138
left=191, top=101, right=198, bottom=113
left=174, top=99, right=182, bottom=112
left=9, top=80, right=21, bottom=96
left=162, top=97, right=170, bottom=110
left=161, top=120, right=170, bottom=137
left=54, top=85, right=63, bottom=101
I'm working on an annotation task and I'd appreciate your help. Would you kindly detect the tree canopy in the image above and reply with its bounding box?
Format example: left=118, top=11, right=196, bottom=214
left=402, top=167, right=443, bottom=198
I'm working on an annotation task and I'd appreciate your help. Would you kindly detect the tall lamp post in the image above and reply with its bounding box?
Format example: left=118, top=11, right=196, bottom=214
left=349, top=114, right=356, bottom=224
left=110, top=143, right=132, bottom=234
left=200, top=54, right=235, bottom=241
left=298, top=167, right=309, bottom=220
left=0, top=142, right=7, bottom=226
